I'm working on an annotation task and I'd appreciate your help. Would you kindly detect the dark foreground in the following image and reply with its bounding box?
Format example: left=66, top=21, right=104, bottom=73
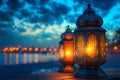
left=0, top=61, right=60, bottom=79
left=3, top=70, right=120, bottom=80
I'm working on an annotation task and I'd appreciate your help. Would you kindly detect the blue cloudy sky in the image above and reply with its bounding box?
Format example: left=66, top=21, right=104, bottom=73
left=0, top=0, right=120, bottom=48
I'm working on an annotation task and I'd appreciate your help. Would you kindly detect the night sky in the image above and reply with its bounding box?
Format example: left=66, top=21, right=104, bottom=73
left=0, top=0, right=120, bottom=48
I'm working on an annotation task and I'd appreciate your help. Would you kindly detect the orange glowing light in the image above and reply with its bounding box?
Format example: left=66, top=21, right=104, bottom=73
left=59, top=45, right=64, bottom=59
left=114, top=46, right=118, bottom=50
left=64, top=42, right=74, bottom=61
left=64, top=66, right=73, bottom=71
left=34, top=48, right=39, bottom=52
left=13, top=47, right=16, bottom=50
left=15, top=48, right=19, bottom=51
left=3, top=47, right=8, bottom=53
left=86, top=34, right=98, bottom=59
left=60, top=52, right=64, bottom=58
left=43, top=48, right=47, bottom=51
left=66, top=51, right=71, bottom=57
left=65, top=35, right=73, bottom=40
left=53, top=48, right=58, bottom=52
left=86, top=45, right=97, bottom=59
left=22, top=48, right=27, bottom=51
left=105, top=43, right=108, bottom=47
left=28, top=48, right=33, bottom=52
left=86, top=46, right=94, bottom=55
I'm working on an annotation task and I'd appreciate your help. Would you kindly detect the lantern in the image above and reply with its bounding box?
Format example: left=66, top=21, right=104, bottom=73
left=74, top=2, right=106, bottom=78
left=58, top=25, right=75, bottom=72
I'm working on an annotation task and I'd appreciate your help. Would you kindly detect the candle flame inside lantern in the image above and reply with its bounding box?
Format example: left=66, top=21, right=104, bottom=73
left=66, top=51, right=71, bottom=56
left=86, top=46, right=94, bottom=55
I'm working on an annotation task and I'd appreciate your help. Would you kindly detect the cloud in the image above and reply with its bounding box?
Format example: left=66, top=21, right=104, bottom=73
left=6, top=0, right=25, bottom=11
left=0, top=0, right=3, bottom=6
left=20, top=9, right=32, bottom=18
left=37, top=2, right=71, bottom=25
left=39, top=0, right=50, bottom=5
left=0, top=0, right=119, bottom=48
left=0, top=22, right=13, bottom=28
left=0, top=11, right=13, bottom=22
left=93, top=0, right=117, bottom=11
left=21, top=28, right=42, bottom=36
left=25, top=0, right=36, bottom=5
left=112, top=15, right=120, bottom=20
left=46, top=38, right=52, bottom=41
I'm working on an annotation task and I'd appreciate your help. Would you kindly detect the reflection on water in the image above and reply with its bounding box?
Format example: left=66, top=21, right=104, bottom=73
left=34, top=53, right=38, bottom=63
left=16, top=54, right=18, bottom=64
left=10, top=54, right=12, bottom=65
left=0, top=53, right=58, bottom=65
left=29, top=54, right=32, bottom=64
left=23, top=53, right=27, bottom=64
left=4, top=54, right=7, bottom=65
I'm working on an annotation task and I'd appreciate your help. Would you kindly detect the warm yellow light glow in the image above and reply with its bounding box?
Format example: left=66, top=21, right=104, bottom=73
left=66, top=51, right=71, bottom=56
left=64, top=66, right=72, bottom=71
left=34, top=48, right=39, bottom=52
left=105, top=43, right=108, bottom=47
left=60, top=52, right=64, bottom=58
left=64, top=42, right=74, bottom=61
left=15, top=48, right=19, bottom=51
left=28, top=48, right=33, bottom=52
left=114, top=46, right=118, bottom=50
left=86, top=46, right=94, bottom=55
left=86, top=34, right=98, bottom=59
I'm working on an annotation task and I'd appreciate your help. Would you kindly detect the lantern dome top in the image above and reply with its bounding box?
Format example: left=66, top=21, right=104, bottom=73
left=61, top=25, right=74, bottom=40
left=76, top=3, right=103, bottom=28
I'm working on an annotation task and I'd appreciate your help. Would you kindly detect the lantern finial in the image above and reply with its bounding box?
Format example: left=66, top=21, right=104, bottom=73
left=68, top=25, right=70, bottom=28
left=86, top=0, right=91, bottom=8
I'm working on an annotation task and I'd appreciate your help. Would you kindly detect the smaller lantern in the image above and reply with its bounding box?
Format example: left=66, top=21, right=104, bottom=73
left=58, top=25, right=75, bottom=72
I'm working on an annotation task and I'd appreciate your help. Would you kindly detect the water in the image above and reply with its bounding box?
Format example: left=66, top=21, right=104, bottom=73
left=1, top=52, right=120, bottom=70
left=0, top=53, right=58, bottom=65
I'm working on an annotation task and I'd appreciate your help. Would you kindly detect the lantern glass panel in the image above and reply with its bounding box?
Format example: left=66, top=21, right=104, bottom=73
left=64, top=42, right=74, bottom=61
left=86, top=34, right=98, bottom=59
left=76, top=35, right=84, bottom=58
left=100, top=34, right=106, bottom=58
left=59, top=44, right=64, bottom=60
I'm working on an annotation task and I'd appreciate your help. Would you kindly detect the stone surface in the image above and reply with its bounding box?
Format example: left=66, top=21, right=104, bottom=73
left=4, top=69, right=120, bottom=80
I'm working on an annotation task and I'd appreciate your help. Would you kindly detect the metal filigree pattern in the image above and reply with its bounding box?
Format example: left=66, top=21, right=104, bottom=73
left=100, top=34, right=106, bottom=58
left=86, top=34, right=98, bottom=59
left=76, top=35, right=84, bottom=58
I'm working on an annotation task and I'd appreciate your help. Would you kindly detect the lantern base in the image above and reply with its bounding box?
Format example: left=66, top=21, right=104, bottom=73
left=75, top=66, right=107, bottom=79
left=58, top=65, right=74, bottom=73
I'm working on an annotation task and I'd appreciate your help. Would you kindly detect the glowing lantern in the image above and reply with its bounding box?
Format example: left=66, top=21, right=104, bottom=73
left=114, top=46, right=118, bottom=50
left=43, top=48, right=47, bottom=51
left=3, top=47, right=8, bottom=53
left=105, top=42, right=108, bottom=47
left=74, top=2, right=106, bottom=78
left=34, top=48, right=39, bottom=52
left=28, top=48, right=33, bottom=52
left=58, top=25, right=75, bottom=72
left=22, top=48, right=27, bottom=52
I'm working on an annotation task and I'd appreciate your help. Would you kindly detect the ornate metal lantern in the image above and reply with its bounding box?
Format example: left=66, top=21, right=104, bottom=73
left=59, top=25, right=75, bottom=72
left=74, top=2, right=106, bottom=78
